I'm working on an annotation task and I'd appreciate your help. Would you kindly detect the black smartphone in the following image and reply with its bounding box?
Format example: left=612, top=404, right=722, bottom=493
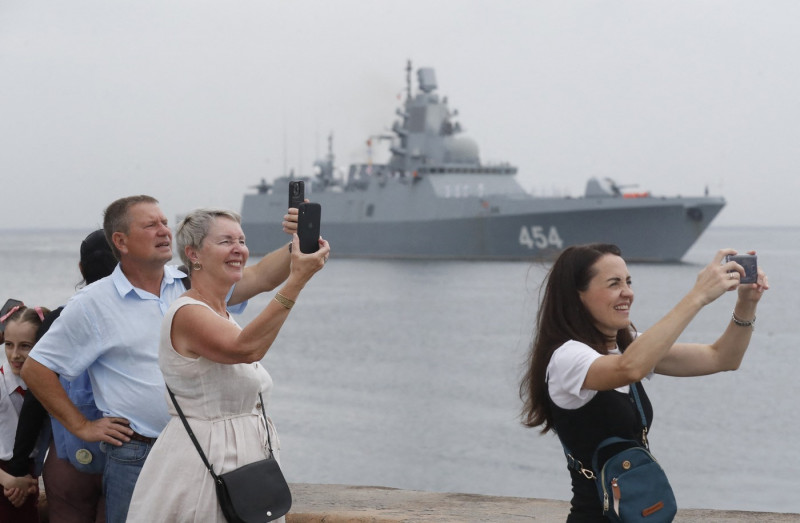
left=0, top=298, right=24, bottom=332
left=288, top=181, right=305, bottom=209
left=725, top=254, right=758, bottom=284
left=297, top=202, right=321, bottom=254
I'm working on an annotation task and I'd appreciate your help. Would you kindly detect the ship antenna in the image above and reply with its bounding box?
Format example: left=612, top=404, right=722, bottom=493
left=405, top=59, right=412, bottom=100
left=282, top=115, right=288, bottom=177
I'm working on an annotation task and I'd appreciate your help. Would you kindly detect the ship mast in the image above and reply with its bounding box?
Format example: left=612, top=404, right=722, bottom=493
left=405, top=60, right=412, bottom=101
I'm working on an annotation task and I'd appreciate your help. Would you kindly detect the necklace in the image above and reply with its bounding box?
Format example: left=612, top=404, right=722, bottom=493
left=190, top=289, right=227, bottom=319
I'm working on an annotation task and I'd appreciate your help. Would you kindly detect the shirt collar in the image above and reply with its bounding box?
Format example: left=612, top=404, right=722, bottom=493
left=164, top=264, right=188, bottom=283
left=0, top=356, right=25, bottom=393
left=111, top=264, right=188, bottom=299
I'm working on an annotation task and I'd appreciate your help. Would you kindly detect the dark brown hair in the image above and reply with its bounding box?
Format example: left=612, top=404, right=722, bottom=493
left=3, top=306, right=52, bottom=334
left=519, top=243, right=635, bottom=433
left=79, top=229, right=117, bottom=286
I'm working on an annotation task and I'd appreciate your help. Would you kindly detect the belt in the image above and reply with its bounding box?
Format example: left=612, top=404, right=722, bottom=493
left=128, top=430, right=157, bottom=445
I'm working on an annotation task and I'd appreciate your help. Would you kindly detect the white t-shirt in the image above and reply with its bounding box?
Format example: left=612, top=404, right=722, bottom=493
left=546, top=339, right=651, bottom=410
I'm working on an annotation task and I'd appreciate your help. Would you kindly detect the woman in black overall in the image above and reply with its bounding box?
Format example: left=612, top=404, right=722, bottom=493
left=520, top=244, right=768, bottom=521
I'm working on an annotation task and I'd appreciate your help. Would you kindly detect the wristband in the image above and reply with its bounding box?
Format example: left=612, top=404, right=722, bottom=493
left=731, top=312, right=755, bottom=329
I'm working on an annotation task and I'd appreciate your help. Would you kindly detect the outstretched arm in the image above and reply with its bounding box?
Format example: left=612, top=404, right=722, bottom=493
left=584, top=249, right=749, bottom=391
left=656, top=255, right=769, bottom=377
left=174, top=234, right=330, bottom=364
left=229, top=207, right=301, bottom=304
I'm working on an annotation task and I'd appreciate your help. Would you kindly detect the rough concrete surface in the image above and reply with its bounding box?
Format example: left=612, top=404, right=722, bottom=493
left=285, top=483, right=800, bottom=522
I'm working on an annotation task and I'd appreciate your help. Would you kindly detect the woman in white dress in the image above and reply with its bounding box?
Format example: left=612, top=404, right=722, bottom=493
left=128, top=208, right=329, bottom=522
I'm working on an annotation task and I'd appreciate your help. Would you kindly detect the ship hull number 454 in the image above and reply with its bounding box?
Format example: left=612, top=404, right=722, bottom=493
left=518, top=225, right=564, bottom=250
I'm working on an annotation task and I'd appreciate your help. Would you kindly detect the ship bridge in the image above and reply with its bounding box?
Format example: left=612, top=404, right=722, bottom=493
left=386, top=62, right=509, bottom=177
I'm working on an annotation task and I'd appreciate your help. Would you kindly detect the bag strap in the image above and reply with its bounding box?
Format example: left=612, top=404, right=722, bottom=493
left=166, top=386, right=274, bottom=481
left=559, top=381, right=649, bottom=478
left=560, top=439, right=596, bottom=479
left=629, top=381, right=650, bottom=449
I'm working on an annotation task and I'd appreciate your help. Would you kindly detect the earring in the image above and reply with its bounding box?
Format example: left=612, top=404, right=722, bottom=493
left=192, top=261, right=202, bottom=271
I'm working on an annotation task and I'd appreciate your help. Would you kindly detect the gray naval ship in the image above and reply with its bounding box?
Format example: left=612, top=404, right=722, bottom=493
left=241, top=63, right=725, bottom=261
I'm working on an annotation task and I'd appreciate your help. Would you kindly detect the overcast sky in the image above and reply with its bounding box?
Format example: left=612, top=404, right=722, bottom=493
left=2, top=1, right=798, bottom=230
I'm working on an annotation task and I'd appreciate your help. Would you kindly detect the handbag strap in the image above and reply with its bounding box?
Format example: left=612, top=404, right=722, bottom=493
left=166, top=386, right=274, bottom=480
left=559, top=381, right=649, bottom=479
left=629, top=381, right=650, bottom=449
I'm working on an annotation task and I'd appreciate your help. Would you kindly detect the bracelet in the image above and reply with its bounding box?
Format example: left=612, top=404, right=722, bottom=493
left=731, top=312, right=756, bottom=329
left=274, top=293, right=295, bottom=310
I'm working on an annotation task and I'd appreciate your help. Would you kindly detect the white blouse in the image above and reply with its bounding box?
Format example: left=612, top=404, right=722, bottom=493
left=0, top=355, right=27, bottom=460
left=546, top=340, right=651, bottom=410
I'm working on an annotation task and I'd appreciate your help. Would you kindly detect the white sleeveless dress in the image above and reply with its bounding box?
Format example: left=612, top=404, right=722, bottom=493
left=127, top=296, right=283, bottom=523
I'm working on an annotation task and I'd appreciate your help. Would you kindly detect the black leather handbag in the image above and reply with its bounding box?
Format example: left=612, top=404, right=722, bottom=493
left=168, top=387, right=292, bottom=522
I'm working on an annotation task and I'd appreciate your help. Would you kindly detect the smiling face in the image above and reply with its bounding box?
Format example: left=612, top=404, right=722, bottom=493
left=193, top=217, right=249, bottom=285
left=114, top=202, right=173, bottom=268
left=578, top=253, right=634, bottom=341
left=4, top=320, right=37, bottom=375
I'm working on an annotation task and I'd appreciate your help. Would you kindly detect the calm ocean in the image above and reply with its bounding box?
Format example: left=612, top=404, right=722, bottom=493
left=2, top=226, right=798, bottom=513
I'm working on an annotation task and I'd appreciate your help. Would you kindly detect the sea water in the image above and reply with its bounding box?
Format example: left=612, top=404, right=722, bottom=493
left=2, top=226, right=798, bottom=513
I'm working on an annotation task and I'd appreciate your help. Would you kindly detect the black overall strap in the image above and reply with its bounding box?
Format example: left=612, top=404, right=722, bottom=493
left=560, top=381, right=649, bottom=477
left=167, top=386, right=273, bottom=480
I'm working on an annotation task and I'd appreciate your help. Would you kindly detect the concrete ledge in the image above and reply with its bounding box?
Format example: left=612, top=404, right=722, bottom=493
left=286, top=483, right=800, bottom=522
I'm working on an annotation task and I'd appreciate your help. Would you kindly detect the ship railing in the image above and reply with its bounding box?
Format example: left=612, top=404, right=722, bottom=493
left=417, top=165, right=517, bottom=175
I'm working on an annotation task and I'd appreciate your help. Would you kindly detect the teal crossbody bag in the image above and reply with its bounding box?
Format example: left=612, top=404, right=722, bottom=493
left=561, top=383, right=677, bottom=522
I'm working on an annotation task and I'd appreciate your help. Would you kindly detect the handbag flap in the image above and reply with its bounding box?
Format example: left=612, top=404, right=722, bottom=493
left=217, top=457, right=292, bottom=522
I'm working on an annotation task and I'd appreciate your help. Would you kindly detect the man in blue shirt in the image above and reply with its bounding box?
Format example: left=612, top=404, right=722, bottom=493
left=22, top=195, right=297, bottom=522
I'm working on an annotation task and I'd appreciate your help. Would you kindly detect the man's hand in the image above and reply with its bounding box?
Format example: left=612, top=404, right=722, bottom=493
left=75, top=416, right=134, bottom=445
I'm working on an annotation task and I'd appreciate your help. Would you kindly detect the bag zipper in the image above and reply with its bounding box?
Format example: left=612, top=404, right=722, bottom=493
left=600, top=473, right=621, bottom=514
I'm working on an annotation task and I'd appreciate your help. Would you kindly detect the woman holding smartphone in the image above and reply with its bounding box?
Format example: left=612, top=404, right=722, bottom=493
left=127, top=208, right=329, bottom=523
left=519, top=244, right=768, bottom=521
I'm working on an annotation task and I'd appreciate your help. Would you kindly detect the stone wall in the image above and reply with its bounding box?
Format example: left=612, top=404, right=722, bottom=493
left=286, top=483, right=800, bottom=522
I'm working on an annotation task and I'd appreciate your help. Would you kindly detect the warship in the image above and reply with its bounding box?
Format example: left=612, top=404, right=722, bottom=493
left=241, top=62, right=725, bottom=261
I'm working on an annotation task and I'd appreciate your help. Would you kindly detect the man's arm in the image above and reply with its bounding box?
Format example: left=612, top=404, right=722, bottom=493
left=21, top=358, right=133, bottom=445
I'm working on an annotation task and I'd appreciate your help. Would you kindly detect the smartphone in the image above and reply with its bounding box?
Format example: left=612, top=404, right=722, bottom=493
left=297, top=202, right=321, bottom=254
left=288, top=181, right=305, bottom=209
left=0, top=298, right=24, bottom=332
left=725, top=254, right=758, bottom=284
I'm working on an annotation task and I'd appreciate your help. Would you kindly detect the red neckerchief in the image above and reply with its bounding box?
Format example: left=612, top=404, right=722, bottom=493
left=1, top=365, right=27, bottom=395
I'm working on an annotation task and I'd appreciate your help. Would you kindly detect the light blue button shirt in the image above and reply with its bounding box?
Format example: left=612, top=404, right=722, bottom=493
left=30, top=264, right=244, bottom=437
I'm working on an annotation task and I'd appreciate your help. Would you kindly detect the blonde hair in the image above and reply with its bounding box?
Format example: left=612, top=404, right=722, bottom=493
left=175, top=208, right=242, bottom=271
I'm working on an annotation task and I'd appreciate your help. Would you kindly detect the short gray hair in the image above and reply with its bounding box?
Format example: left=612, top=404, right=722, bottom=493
left=175, top=208, right=242, bottom=271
